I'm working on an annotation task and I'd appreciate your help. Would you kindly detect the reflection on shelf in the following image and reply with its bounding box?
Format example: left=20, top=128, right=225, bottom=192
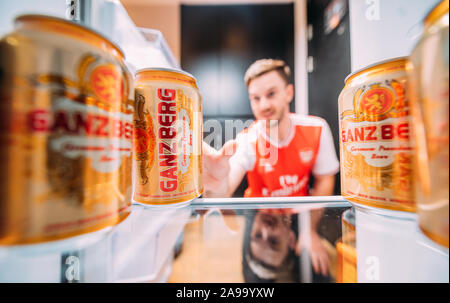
left=0, top=197, right=448, bottom=283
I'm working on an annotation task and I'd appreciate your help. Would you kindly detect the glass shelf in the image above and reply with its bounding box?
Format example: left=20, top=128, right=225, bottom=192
left=0, top=196, right=447, bottom=283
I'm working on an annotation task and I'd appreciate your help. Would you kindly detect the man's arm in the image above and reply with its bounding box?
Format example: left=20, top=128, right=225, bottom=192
left=296, top=173, right=335, bottom=276
left=225, top=163, right=247, bottom=197
left=310, top=174, right=335, bottom=196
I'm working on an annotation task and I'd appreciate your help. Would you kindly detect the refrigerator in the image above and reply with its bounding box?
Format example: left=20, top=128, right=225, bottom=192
left=0, top=0, right=448, bottom=283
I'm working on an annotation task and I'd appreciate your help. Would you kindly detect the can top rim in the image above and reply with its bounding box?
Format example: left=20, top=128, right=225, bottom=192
left=135, top=67, right=198, bottom=83
left=345, top=56, right=408, bottom=84
left=352, top=203, right=417, bottom=219
left=14, top=14, right=125, bottom=60
left=425, top=0, right=449, bottom=27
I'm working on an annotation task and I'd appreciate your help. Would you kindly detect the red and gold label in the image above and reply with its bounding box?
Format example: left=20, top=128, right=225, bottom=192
left=133, top=69, right=203, bottom=206
left=339, top=59, right=415, bottom=212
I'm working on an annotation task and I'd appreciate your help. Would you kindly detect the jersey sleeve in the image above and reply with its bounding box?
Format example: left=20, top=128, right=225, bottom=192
left=312, top=120, right=340, bottom=176
left=229, top=130, right=256, bottom=172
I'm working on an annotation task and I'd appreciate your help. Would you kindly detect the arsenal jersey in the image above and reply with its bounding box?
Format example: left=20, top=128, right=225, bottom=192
left=230, top=114, right=339, bottom=197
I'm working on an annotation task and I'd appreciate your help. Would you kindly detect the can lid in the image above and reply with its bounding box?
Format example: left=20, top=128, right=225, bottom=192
left=344, top=56, right=408, bottom=85
left=14, top=14, right=125, bottom=61
left=425, top=0, right=449, bottom=28
left=135, top=67, right=198, bottom=84
left=352, top=203, right=417, bottom=219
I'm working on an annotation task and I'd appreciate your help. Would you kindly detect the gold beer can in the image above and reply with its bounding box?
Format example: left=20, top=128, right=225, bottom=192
left=0, top=15, right=134, bottom=245
left=408, top=0, right=449, bottom=247
left=133, top=68, right=203, bottom=206
left=339, top=57, right=415, bottom=212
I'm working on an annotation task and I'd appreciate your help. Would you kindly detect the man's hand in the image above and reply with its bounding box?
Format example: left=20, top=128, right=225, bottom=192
left=296, top=231, right=329, bottom=277
left=310, top=174, right=335, bottom=196
left=202, top=140, right=238, bottom=197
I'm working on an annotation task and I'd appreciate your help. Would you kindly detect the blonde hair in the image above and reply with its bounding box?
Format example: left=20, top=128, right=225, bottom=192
left=244, top=59, right=291, bottom=87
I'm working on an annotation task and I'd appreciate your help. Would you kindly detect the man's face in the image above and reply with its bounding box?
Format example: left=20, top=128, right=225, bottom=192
left=250, top=212, right=296, bottom=268
left=248, top=70, right=294, bottom=127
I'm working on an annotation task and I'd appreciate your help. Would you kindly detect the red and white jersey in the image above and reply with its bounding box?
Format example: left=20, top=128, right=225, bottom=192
left=230, top=114, right=339, bottom=197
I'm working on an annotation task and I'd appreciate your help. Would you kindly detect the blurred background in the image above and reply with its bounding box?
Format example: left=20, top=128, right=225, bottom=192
left=119, top=0, right=439, bottom=196
left=121, top=0, right=351, bottom=196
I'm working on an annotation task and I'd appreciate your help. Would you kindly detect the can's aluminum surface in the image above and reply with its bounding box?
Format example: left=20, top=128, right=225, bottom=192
left=339, top=57, right=415, bottom=213
left=0, top=15, right=134, bottom=245
left=133, top=68, right=203, bottom=206
left=408, top=0, right=449, bottom=247
left=337, top=208, right=356, bottom=283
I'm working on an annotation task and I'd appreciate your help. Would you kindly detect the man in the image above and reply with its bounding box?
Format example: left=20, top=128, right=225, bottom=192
left=202, top=59, right=340, bottom=276
left=242, top=209, right=332, bottom=282
left=203, top=59, right=339, bottom=198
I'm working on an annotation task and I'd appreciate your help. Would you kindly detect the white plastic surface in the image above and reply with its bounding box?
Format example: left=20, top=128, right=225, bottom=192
left=349, top=0, right=441, bottom=72
left=355, top=205, right=449, bottom=283
left=0, top=227, right=113, bottom=283
left=112, top=204, right=190, bottom=283
left=0, top=204, right=191, bottom=283
left=80, top=0, right=178, bottom=70
left=0, top=0, right=179, bottom=71
left=0, top=0, right=66, bottom=37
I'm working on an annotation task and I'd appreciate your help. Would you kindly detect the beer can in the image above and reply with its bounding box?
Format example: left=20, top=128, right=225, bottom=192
left=339, top=57, right=415, bottom=212
left=408, top=0, right=449, bottom=247
left=0, top=15, right=134, bottom=245
left=133, top=68, right=203, bottom=207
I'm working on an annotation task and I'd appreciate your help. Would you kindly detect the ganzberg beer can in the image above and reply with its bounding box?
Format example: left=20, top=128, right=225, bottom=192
left=133, top=68, right=203, bottom=206
left=0, top=15, right=134, bottom=245
left=339, top=57, right=415, bottom=212
left=408, top=0, right=449, bottom=247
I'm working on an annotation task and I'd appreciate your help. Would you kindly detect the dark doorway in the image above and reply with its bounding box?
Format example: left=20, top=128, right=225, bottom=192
left=181, top=3, right=295, bottom=122
left=307, top=0, right=351, bottom=194
left=181, top=4, right=295, bottom=197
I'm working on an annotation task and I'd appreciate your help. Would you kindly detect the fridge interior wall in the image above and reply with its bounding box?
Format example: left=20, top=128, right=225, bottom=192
left=349, top=0, right=441, bottom=71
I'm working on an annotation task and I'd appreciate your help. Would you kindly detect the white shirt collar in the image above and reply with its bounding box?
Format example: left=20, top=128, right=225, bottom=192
left=257, top=114, right=295, bottom=148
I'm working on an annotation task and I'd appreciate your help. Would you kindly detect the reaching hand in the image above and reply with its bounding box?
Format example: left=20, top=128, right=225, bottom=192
left=202, top=140, right=238, bottom=197
left=296, top=231, right=330, bottom=277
